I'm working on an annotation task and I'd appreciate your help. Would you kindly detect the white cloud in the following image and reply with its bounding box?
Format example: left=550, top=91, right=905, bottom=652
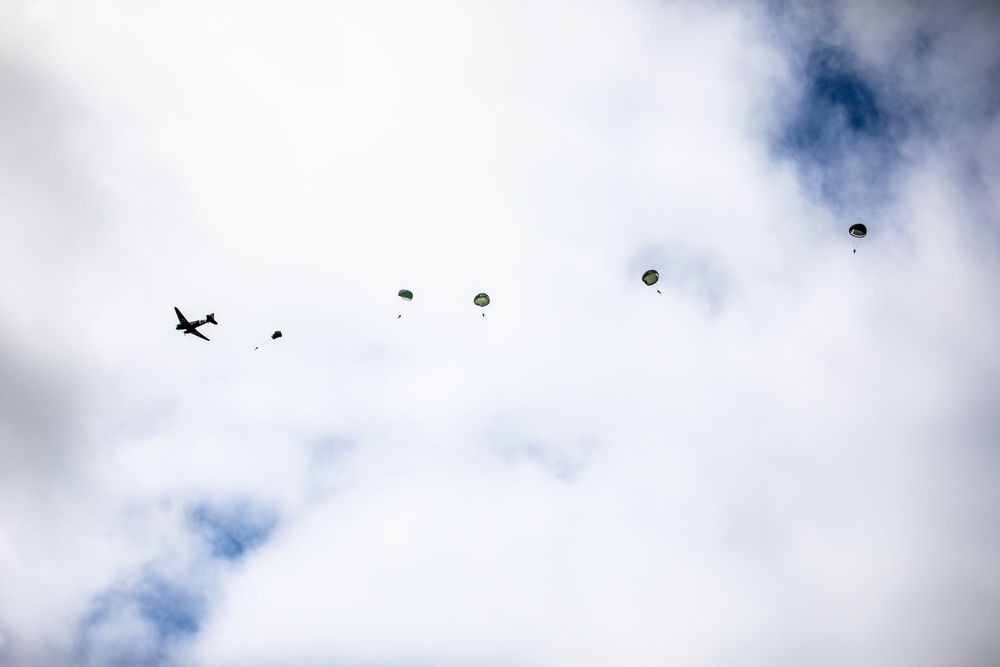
left=1, top=0, right=999, bottom=665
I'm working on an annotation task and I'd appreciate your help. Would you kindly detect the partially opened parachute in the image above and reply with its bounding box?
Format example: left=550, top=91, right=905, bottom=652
left=255, top=330, right=283, bottom=350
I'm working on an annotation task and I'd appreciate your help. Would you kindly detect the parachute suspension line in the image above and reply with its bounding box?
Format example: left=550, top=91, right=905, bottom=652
left=255, top=330, right=283, bottom=350
left=848, top=224, right=866, bottom=254
left=473, top=293, right=490, bottom=318
left=397, top=289, right=413, bottom=319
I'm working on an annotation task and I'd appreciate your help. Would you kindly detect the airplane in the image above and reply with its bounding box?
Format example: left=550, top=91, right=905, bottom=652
left=174, top=307, right=217, bottom=341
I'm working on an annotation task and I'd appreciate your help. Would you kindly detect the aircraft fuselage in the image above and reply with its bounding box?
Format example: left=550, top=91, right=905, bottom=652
left=174, top=308, right=217, bottom=341
left=177, top=317, right=212, bottom=330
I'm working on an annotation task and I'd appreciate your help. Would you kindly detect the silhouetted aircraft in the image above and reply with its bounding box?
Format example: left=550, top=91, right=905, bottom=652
left=174, top=307, right=217, bottom=341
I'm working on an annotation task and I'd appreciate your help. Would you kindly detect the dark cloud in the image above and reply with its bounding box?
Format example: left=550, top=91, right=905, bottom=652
left=0, top=334, right=85, bottom=492
left=0, top=58, right=103, bottom=228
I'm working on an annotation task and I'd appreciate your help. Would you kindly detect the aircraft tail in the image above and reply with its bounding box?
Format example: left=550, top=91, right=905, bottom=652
left=206, top=313, right=217, bottom=325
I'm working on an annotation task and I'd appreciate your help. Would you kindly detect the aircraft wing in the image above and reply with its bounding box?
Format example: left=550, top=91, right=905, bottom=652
left=174, top=307, right=190, bottom=325
left=189, top=328, right=210, bottom=341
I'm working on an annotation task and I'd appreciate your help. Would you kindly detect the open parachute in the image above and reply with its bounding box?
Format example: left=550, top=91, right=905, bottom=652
left=397, top=289, right=413, bottom=318
left=474, top=292, right=490, bottom=317
left=642, top=269, right=661, bottom=294
left=849, top=224, right=867, bottom=253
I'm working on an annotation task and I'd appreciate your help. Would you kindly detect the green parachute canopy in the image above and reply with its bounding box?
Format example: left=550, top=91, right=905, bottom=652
left=641, top=269, right=659, bottom=286
left=474, top=293, right=490, bottom=307
left=398, top=289, right=413, bottom=301
left=271, top=331, right=282, bottom=340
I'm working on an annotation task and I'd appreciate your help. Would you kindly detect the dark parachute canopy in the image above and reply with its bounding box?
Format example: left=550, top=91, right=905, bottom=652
left=642, top=269, right=661, bottom=294
left=849, top=223, right=867, bottom=253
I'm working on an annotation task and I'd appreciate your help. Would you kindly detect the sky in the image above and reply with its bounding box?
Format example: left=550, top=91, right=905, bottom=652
left=1, top=0, right=999, bottom=665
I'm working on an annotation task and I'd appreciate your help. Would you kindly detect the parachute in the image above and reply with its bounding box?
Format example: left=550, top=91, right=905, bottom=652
left=398, top=289, right=413, bottom=318
left=642, top=269, right=661, bottom=294
left=849, top=224, right=867, bottom=253
left=474, top=292, right=490, bottom=317
left=255, top=330, right=283, bottom=350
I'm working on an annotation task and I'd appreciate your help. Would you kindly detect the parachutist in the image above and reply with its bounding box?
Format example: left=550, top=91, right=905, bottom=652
left=254, top=330, right=282, bottom=350
left=849, top=223, right=867, bottom=253
left=397, top=289, right=413, bottom=319
left=474, top=292, right=490, bottom=316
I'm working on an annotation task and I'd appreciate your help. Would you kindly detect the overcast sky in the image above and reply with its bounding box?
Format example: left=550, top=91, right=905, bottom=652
left=2, top=0, right=999, bottom=665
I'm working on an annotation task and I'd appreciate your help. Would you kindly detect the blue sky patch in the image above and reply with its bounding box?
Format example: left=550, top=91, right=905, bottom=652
left=775, top=45, right=907, bottom=211
left=485, top=422, right=591, bottom=482
left=785, top=47, right=885, bottom=145
left=77, top=572, right=204, bottom=667
left=189, top=502, right=277, bottom=561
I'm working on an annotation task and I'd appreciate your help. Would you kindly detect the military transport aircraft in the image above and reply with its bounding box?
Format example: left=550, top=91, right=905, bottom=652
left=174, top=307, right=217, bottom=341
